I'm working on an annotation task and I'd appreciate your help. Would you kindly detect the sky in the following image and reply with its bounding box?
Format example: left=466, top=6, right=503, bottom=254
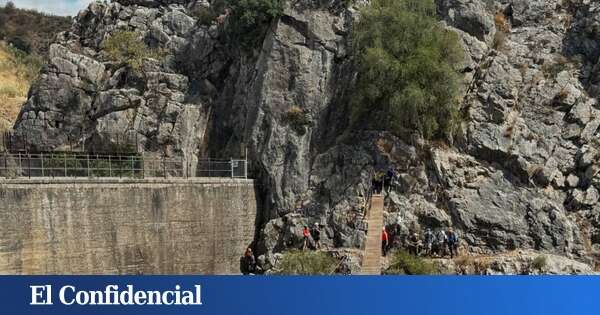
left=0, top=0, right=95, bottom=16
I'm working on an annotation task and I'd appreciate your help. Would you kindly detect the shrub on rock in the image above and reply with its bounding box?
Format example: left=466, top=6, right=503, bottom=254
left=275, top=250, right=337, bottom=275
left=351, top=0, right=464, bottom=141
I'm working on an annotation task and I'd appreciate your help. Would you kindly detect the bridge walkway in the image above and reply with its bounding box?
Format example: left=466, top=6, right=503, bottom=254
left=360, top=194, right=384, bottom=275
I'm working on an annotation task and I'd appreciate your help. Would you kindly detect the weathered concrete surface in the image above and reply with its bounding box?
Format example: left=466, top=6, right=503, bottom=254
left=0, top=178, right=258, bottom=275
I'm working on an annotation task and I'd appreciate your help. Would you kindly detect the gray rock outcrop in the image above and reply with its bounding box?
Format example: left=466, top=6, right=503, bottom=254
left=11, top=0, right=600, bottom=273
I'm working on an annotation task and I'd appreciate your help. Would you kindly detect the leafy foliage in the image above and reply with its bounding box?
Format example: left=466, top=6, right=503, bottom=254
left=384, top=250, right=437, bottom=275
left=531, top=255, right=547, bottom=272
left=191, top=6, right=221, bottom=26
left=102, top=31, right=163, bottom=72
left=283, top=106, right=312, bottom=135
left=224, top=0, right=284, bottom=49
left=351, top=0, right=464, bottom=140
left=0, top=2, right=71, bottom=57
left=275, top=250, right=337, bottom=275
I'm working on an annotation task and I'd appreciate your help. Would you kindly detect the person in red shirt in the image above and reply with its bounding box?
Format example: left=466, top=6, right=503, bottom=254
left=302, top=226, right=310, bottom=250
left=381, top=227, right=389, bottom=256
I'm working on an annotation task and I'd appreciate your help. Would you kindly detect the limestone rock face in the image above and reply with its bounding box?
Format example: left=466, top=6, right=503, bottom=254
left=11, top=0, right=600, bottom=273
left=435, top=250, right=595, bottom=275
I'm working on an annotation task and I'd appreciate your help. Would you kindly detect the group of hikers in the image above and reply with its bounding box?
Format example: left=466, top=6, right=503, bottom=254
left=241, top=224, right=460, bottom=274
left=302, top=223, right=322, bottom=250
left=239, top=164, right=462, bottom=274
left=382, top=225, right=460, bottom=258
left=372, top=168, right=398, bottom=194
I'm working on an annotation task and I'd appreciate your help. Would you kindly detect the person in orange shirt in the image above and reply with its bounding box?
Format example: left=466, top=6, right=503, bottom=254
left=381, top=227, right=389, bottom=256
left=302, top=226, right=310, bottom=250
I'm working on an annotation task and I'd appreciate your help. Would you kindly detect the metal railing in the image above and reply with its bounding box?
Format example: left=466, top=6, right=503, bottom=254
left=0, top=153, right=248, bottom=179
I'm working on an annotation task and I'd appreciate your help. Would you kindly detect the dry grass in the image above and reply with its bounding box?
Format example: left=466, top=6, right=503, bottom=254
left=0, top=44, right=30, bottom=131
left=527, top=164, right=545, bottom=179
left=454, top=255, right=492, bottom=275
left=493, top=31, right=507, bottom=50
left=494, top=11, right=510, bottom=33
left=556, top=88, right=570, bottom=102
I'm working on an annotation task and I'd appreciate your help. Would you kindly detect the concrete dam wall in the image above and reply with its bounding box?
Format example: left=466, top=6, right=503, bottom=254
left=0, top=178, right=258, bottom=275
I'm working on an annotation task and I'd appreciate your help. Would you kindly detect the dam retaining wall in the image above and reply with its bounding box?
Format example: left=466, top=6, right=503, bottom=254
left=0, top=178, right=258, bottom=274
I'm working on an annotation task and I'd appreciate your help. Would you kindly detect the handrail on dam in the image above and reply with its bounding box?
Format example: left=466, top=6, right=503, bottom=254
left=0, top=153, right=248, bottom=179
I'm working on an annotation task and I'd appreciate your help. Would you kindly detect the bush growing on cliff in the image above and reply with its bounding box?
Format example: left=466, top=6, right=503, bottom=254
left=283, top=106, right=312, bottom=135
left=531, top=255, right=547, bottom=272
left=224, top=0, right=284, bottom=49
left=275, top=250, right=337, bottom=275
left=384, top=250, right=437, bottom=275
left=351, top=0, right=464, bottom=140
left=102, top=31, right=163, bottom=72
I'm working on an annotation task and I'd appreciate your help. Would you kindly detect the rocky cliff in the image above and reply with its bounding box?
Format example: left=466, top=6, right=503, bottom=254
left=11, top=0, right=600, bottom=273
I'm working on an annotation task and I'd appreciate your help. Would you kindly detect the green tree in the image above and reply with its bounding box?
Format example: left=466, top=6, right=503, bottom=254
left=224, top=0, right=284, bottom=49
left=351, top=0, right=464, bottom=140
left=102, top=31, right=160, bottom=72
left=5, top=1, right=15, bottom=13
left=275, top=250, right=338, bottom=275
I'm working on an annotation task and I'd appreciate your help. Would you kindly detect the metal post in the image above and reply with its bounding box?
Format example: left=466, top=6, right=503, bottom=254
left=64, top=153, right=67, bottom=177
left=119, top=156, right=122, bottom=178
left=208, top=158, right=211, bottom=177
left=27, top=154, right=31, bottom=178
left=230, top=158, right=234, bottom=178
left=182, top=157, right=185, bottom=178
left=131, top=156, right=134, bottom=178
left=141, top=155, right=145, bottom=179
left=41, top=153, right=44, bottom=177
left=3, top=153, right=7, bottom=178
left=18, top=152, right=22, bottom=178
left=245, top=147, right=248, bottom=179
left=163, top=156, right=167, bottom=178
left=108, top=155, right=112, bottom=177
left=50, top=154, right=54, bottom=178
